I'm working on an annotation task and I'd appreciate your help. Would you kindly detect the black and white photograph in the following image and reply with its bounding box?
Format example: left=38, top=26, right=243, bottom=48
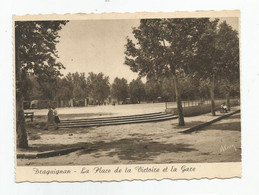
left=14, top=12, right=241, bottom=181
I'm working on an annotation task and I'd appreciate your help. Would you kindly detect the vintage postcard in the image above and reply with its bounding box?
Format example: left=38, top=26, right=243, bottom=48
left=14, top=10, right=241, bottom=182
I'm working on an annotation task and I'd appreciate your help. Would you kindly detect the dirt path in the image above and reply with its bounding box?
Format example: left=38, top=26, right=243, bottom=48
left=17, top=109, right=241, bottom=166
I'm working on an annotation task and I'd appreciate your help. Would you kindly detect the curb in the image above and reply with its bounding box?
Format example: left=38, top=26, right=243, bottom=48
left=181, top=109, right=240, bottom=134
left=17, top=146, right=84, bottom=159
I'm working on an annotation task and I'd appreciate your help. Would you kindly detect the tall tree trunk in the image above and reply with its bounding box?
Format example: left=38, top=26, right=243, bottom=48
left=16, top=77, right=29, bottom=148
left=15, top=32, right=28, bottom=148
left=210, top=74, right=216, bottom=116
left=15, top=52, right=29, bottom=148
left=226, top=92, right=231, bottom=111
left=173, top=75, right=185, bottom=126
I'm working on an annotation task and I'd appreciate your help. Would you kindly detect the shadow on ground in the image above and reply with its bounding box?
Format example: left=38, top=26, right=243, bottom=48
left=172, top=121, right=204, bottom=129
left=18, top=142, right=89, bottom=153
left=225, top=113, right=240, bottom=120
left=78, top=138, right=198, bottom=161
left=200, top=121, right=241, bottom=131
left=199, top=114, right=241, bottom=132
left=18, top=137, right=197, bottom=162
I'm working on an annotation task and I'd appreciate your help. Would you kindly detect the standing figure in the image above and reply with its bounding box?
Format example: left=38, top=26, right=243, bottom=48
left=44, top=106, right=54, bottom=130
left=53, top=107, right=60, bottom=130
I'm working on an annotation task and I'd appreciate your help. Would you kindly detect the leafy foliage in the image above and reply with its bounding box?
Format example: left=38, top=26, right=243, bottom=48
left=86, top=72, right=110, bottom=104
left=65, top=72, right=88, bottom=100
left=15, top=21, right=68, bottom=99
left=160, top=76, right=175, bottom=102
left=111, top=77, right=129, bottom=103
left=129, top=79, right=146, bottom=103
left=125, top=18, right=215, bottom=77
left=216, top=21, right=240, bottom=96
left=145, top=76, right=162, bottom=102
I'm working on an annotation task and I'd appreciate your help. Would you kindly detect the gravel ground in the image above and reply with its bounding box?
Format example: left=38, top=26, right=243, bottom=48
left=26, top=103, right=169, bottom=118
left=17, top=106, right=241, bottom=166
left=26, top=100, right=226, bottom=117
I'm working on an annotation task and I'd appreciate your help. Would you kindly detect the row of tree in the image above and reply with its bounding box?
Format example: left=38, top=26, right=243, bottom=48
left=25, top=72, right=110, bottom=105
left=25, top=70, right=239, bottom=106
left=124, top=18, right=239, bottom=126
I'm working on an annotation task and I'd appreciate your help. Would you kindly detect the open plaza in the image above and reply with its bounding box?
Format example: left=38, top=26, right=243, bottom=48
left=17, top=103, right=241, bottom=166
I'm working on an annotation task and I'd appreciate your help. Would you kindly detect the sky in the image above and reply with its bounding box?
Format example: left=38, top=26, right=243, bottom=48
left=56, top=17, right=239, bottom=83
left=56, top=19, right=140, bottom=83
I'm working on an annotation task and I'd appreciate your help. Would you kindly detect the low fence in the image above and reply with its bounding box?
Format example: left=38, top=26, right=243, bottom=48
left=165, top=99, right=211, bottom=109
left=165, top=99, right=239, bottom=109
left=165, top=99, right=240, bottom=117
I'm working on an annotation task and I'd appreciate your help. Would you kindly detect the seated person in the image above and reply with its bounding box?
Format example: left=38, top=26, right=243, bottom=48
left=220, top=102, right=228, bottom=113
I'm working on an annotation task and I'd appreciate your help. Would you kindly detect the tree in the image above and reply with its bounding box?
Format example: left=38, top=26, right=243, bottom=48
left=87, top=72, right=110, bottom=104
left=15, top=20, right=68, bottom=148
left=216, top=21, right=240, bottom=110
left=54, top=77, right=73, bottom=103
left=145, top=76, right=162, bottom=102
left=192, top=19, right=220, bottom=115
left=65, top=72, right=88, bottom=100
left=125, top=18, right=213, bottom=125
left=196, top=77, right=210, bottom=101
left=111, top=77, right=129, bottom=103
left=129, top=79, right=146, bottom=103
left=160, top=76, right=175, bottom=102
left=179, top=74, right=200, bottom=101
left=193, top=19, right=239, bottom=114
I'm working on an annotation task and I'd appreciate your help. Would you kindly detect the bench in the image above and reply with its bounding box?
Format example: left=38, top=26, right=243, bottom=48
left=24, top=112, right=34, bottom=122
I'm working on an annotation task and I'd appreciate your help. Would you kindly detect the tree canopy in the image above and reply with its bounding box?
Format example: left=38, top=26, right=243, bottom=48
left=129, top=79, right=146, bottom=103
left=145, top=76, right=162, bottom=102
left=87, top=72, right=110, bottom=104
left=111, top=77, right=129, bottom=103
left=125, top=18, right=215, bottom=78
left=65, top=72, right=88, bottom=100
left=15, top=21, right=68, bottom=100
